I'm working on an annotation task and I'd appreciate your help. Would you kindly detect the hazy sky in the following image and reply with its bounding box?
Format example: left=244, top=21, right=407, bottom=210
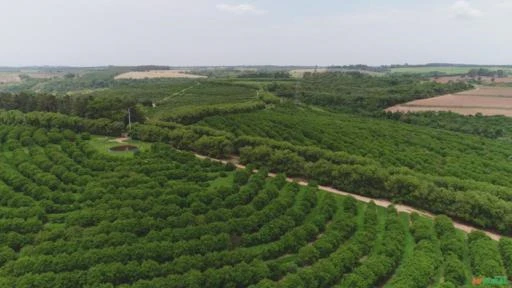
left=2, top=0, right=512, bottom=66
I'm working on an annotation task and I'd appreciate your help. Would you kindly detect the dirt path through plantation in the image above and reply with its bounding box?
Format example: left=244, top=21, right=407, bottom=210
left=194, top=154, right=504, bottom=241
left=111, top=137, right=129, bottom=144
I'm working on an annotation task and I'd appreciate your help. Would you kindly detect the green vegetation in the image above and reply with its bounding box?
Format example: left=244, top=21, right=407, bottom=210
left=0, top=123, right=506, bottom=287
left=1, top=66, right=512, bottom=286
left=384, top=111, right=512, bottom=139
left=0, top=78, right=270, bottom=125
left=0, top=68, right=127, bottom=94
left=88, top=136, right=152, bottom=158
left=390, top=65, right=512, bottom=75
left=268, top=72, right=470, bottom=112
left=200, top=105, right=512, bottom=234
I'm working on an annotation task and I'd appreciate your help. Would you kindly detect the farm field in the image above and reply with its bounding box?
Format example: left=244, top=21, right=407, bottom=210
left=115, top=70, right=207, bottom=80
left=8, top=0, right=512, bottom=284
left=386, top=86, right=512, bottom=116
left=0, top=124, right=510, bottom=287
left=0, top=73, right=21, bottom=84
left=2, top=67, right=512, bottom=287
left=390, top=66, right=512, bottom=75
left=289, top=68, right=328, bottom=78
left=0, top=70, right=65, bottom=85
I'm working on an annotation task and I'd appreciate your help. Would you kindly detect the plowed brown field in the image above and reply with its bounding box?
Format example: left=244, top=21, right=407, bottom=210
left=386, top=87, right=512, bottom=116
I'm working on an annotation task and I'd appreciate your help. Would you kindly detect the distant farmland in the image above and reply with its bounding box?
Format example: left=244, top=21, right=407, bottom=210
left=0, top=73, right=21, bottom=84
left=432, top=75, right=512, bottom=84
left=114, top=70, right=207, bottom=80
left=387, top=87, right=512, bottom=116
left=290, top=68, right=328, bottom=78
left=391, top=66, right=512, bottom=75
left=0, top=71, right=64, bottom=85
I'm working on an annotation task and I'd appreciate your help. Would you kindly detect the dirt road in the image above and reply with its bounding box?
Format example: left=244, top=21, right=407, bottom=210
left=194, top=154, right=504, bottom=241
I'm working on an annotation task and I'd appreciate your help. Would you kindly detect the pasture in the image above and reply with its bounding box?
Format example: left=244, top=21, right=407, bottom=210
left=386, top=86, right=512, bottom=116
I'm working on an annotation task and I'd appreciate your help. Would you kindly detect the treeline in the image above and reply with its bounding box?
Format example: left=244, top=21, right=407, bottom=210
left=267, top=72, right=471, bottom=112
left=237, top=71, right=290, bottom=79
left=383, top=111, right=510, bottom=139
left=161, top=101, right=267, bottom=125
left=0, top=92, right=146, bottom=124
left=0, top=110, right=124, bottom=136
left=467, top=68, right=508, bottom=78
left=327, top=65, right=388, bottom=73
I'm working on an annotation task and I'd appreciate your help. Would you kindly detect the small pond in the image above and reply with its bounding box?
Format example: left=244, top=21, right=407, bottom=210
left=109, top=145, right=139, bottom=152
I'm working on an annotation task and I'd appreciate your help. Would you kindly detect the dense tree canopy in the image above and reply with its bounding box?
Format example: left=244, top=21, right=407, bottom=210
left=0, top=68, right=511, bottom=286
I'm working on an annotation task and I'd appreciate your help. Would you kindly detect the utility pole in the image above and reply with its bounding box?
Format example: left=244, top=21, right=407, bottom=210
left=294, top=79, right=300, bottom=104
left=128, top=108, right=132, bottom=132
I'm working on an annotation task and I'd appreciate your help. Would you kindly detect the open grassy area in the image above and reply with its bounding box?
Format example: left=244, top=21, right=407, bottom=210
left=88, top=135, right=153, bottom=157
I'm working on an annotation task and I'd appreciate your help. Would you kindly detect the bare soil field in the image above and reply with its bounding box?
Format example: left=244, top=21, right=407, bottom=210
left=0, top=73, right=21, bottom=84
left=115, top=70, right=207, bottom=80
left=387, top=87, right=512, bottom=117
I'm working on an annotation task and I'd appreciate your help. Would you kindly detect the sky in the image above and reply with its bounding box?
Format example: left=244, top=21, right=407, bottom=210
left=2, top=0, right=512, bottom=66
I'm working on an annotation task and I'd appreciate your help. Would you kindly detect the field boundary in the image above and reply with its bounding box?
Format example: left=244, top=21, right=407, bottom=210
left=455, top=93, right=512, bottom=98
left=400, top=104, right=512, bottom=110
left=386, top=86, right=512, bottom=116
